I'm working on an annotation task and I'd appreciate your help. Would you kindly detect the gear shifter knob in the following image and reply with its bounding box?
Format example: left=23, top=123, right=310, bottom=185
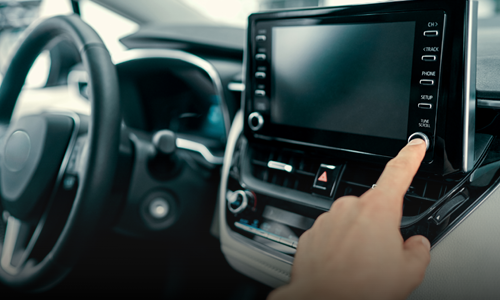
left=152, top=130, right=177, bottom=155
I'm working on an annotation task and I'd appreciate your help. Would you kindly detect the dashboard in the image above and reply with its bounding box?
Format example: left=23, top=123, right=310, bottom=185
left=109, top=2, right=500, bottom=296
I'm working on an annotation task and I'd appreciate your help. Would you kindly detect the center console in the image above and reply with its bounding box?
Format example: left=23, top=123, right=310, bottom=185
left=218, top=0, right=495, bottom=288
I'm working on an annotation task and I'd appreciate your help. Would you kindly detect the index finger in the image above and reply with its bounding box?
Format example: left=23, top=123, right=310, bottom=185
left=372, top=139, right=427, bottom=205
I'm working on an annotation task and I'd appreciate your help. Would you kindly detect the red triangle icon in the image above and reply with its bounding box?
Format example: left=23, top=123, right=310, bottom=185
left=318, top=171, right=328, bottom=182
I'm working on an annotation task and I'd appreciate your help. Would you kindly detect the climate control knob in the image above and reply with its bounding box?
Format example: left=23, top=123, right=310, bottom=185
left=226, top=190, right=255, bottom=214
left=408, top=132, right=430, bottom=151
left=248, top=112, right=264, bottom=131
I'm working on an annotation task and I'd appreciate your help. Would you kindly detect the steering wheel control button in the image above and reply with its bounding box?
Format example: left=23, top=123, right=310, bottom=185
left=312, top=164, right=341, bottom=197
left=227, top=190, right=254, bottom=214
left=423, top=30, right=439, bottom=37
left=418, top=103, right=433, bottom=110
left=420, top=79, right=435, bottom=86
left=408, top=132, right=430, bottom=151
left=256, top=35, right=267, bottom=42
left=248, top=112, right=264, bottom=131
left=149, top=198, right=170, bottom=219
left=255, top=72, right=266, bottom=79
left=422, top=55, right=437, bottom=62
left=4, top=131, right=31, bottom=172
left=255, top=54, right=267, bottom=61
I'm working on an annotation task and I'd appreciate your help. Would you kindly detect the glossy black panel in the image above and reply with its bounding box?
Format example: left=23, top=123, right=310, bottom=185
left=272, top=22, right=415, bottom=141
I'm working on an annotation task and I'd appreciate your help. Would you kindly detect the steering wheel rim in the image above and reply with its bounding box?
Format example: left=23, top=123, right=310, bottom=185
left=0, top=15, right=120, bottom=291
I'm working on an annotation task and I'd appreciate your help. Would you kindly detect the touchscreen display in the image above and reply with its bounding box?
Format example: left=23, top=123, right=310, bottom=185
left=271, top=22, right=416, bottom=141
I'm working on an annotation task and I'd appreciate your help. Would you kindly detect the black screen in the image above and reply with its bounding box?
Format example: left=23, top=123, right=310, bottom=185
left=271, top=22, right=415, bottom=141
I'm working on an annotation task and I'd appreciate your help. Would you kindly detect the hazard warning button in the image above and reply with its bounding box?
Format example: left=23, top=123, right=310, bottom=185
left=313, top=164, right=341, bottom=197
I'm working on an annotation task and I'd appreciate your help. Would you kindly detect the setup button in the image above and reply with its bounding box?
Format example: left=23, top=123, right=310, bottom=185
left=312, top=164, right=341, bottom=197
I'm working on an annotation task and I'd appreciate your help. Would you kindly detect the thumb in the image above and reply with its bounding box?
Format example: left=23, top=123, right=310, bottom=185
left=403, top=235, right=431, bottom=280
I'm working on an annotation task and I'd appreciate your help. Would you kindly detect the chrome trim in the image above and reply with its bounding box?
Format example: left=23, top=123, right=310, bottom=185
left=477, top=99, right=500, bottom=109
left=176, top=138, right=224, bottom=165
left=255, top=89, right=266, bottom=97
left=408, top=132, right=430, bottom=151
left=419, top=79, right=435, bottom=85
left=417, top=103, right=433, bottom=110
left=227, top=190, right=248, bottom=214
left=421, top=55, right=437, bottom=61
left=463, top=1, right=478, bottom=172
left=248, top=112, right=264, bottom=131
left=423, top=30, right=439, bottom=37
left=228, top=82, right=244, bottom=92
left=321, top=164, right=336, bottom=170
left=255, top=54, right=267, bottom=61
left=255, top=72, right=266, bottom=79
left=255, top=35, right=267, bottom=42
left=268, top=161, right=293, bottom=173
left=113, top=49, right=231, bottom=137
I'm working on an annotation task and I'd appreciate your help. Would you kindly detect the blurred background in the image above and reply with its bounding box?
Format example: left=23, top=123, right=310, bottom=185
left=0, top=0, right=499, bottom=99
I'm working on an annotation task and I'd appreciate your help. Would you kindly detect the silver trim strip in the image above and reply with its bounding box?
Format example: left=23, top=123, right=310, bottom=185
left=477, top=99, right=500, bottom=109
left=268, top=161, right=293, bottom=173
left=113, top=49, right=231, bottom=137
left=176, top=138, right=224, bottom=165
left=463, top=1, right=478, bottom=172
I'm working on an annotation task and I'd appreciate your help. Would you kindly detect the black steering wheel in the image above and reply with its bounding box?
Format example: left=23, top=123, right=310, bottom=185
left=0, top=15, right=120, bottom=291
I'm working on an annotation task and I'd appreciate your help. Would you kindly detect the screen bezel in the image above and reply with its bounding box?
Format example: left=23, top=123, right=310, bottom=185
left=246, top=10, right=446, bottom=159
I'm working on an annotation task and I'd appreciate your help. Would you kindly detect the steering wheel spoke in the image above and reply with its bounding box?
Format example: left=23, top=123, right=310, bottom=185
left=1, top=216, right=33, bottom=275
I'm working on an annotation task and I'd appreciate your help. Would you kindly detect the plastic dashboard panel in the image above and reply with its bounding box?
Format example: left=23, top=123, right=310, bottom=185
left=219, top=111, right=291, bottom=288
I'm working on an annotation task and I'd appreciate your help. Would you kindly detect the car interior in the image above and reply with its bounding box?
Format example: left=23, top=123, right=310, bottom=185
left=0, top=0, right=499, bottom=298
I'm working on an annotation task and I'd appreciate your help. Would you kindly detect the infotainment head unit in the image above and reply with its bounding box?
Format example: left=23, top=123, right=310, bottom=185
left=244, top=0, right=477, bottom=174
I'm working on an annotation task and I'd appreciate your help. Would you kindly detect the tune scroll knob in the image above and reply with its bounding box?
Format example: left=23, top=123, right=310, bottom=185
left=408, top=132, right=430, bottom=151
left=227, top=190, right=255, bottom=214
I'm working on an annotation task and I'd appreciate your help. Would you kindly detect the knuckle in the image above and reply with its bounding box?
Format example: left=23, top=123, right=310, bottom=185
left=331, top=196, right=357, bottom=210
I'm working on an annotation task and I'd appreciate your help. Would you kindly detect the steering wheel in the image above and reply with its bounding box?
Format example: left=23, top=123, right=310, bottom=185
left=0, top=15, right=120, bottom=291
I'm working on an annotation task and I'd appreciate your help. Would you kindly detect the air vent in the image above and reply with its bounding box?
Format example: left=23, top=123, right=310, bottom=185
left=336, top=164, right=454, bottom=217
left=249, top=146, right=320, bottom=193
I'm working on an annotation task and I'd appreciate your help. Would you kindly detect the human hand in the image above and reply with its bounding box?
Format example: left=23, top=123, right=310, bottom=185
left=268, top=139, right=430, bottom=300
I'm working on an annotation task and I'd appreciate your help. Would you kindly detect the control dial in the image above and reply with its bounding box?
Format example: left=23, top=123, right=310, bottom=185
left=226, top=190, right=255, bottom=214
left=248, top=112, right=264, bottom=131
left=408, top=132, right=430, bottom=151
